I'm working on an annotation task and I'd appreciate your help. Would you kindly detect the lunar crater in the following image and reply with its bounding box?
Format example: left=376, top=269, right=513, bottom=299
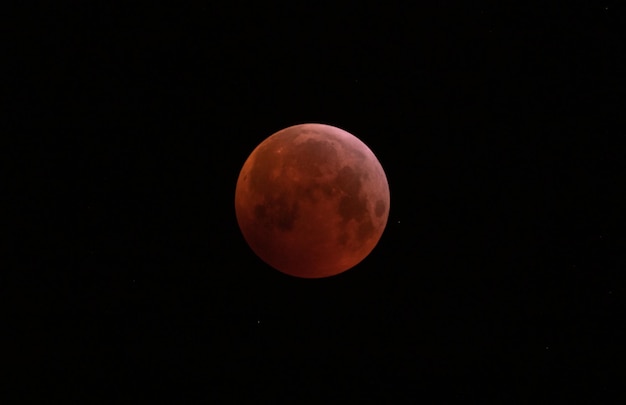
left=253, top=194, right=300, bottom=232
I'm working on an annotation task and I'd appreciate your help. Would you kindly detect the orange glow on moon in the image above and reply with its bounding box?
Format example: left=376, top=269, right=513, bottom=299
left=235, top=123, right=390, bottom=278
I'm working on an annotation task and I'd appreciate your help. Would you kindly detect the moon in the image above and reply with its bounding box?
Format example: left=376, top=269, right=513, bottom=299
left=235, top=123, right=390, bottom=278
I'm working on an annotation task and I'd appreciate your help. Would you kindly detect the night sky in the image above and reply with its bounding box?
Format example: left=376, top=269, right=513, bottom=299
left=8, top=2, right=624, bottom=402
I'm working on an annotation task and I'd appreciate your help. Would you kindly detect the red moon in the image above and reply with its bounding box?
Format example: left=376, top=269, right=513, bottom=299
left=235, top=123, right=390, bottom=278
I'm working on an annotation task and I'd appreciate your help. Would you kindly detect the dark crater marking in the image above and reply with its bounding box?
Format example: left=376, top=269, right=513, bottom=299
left=333, top=165, right=376, bottom=246
left=253, top=193, right=299, bottom=232
left=335, top=165, right=367, bottom=223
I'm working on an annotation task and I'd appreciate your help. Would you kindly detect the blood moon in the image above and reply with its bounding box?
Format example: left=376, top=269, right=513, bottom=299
left=235, top=123, right=390, bottom=278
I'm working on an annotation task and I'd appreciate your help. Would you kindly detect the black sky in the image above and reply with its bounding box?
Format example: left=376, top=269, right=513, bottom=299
left=7, top=2, right=625, bottom=402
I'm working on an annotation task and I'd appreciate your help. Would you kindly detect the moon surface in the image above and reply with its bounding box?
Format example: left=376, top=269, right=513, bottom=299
left=235, top=123, right=390, bottom=278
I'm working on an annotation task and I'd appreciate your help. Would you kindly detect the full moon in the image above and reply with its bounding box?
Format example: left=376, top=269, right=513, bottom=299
left=235, top=123, right=390, bottom=278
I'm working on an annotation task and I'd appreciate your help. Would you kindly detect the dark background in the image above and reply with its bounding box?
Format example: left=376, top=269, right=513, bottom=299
left=7, top=1, right=625, bottom=402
